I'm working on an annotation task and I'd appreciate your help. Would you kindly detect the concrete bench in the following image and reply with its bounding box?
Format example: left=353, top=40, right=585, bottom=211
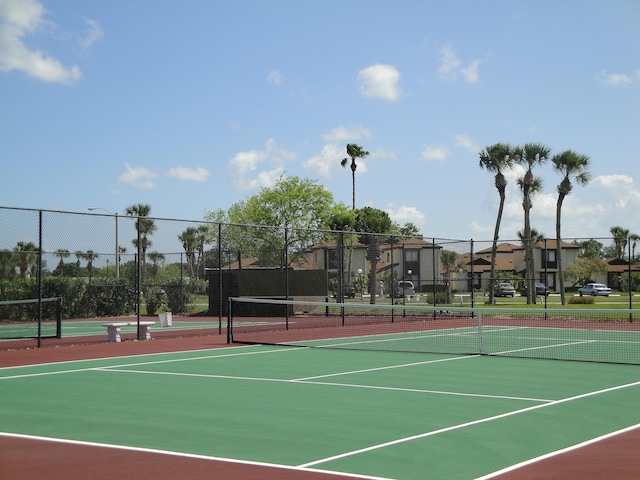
left=103, top=321, right=155, bottom=342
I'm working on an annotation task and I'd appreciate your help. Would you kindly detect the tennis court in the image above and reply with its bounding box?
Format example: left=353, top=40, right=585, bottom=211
left=2, top=329, right=640, bottom=479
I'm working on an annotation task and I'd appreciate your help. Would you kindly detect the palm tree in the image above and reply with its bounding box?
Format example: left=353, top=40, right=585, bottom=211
left=610, top=226, right=630, bottom=259
left=53, top=249, right=71, bottom=276
left=341, top=144, right=369, bottom=211
left=478, top=143, right=516, bottom=303
left=85, top=250, right=99, bottom=284
left=13, top=241, right=38, bottom=279
left=354, top=207, right=393, bottom=305
left=516, top=143, right=551, bottom=304
left=517, top=228, right=545, bottom=296
left=341, top=144, right=369, bottom=285
left=551, top=150, right=591, bottom=304
left=147, top=251, right=165, bottom=282
left=630, top=233, right=640, bottom=261
left=195, top=224, right=210, bottom=278
left=0, top=249, right=16, bottom=279
left=441, top=250, right=464, bottom=304
left=125, top=203, right=156, bottom=282
left=179, top=227, right=199, bottom=279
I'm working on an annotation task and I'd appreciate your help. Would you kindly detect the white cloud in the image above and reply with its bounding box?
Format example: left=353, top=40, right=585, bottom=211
left=227, top=138, right=295, bottom=191
left=167, top=165, right=210, bottom=182
left=438, top=45, right=482, bottom=84
left=422, top=144, right=450, bottom=162
left=461, top=59, right=482, bottom=83
left=358, top=64, right=401, bottom=101
left=267, top=70, right=284, bottom=86
left=438, top=45, right=461, bottom=82
left=303, top=143, right=344, bottom=179
left=454, top=134, right=480, bottom=154
left=322, top=126, right=370, bottom=142
left=78, top=19, right=103, bottom=49
left=0, top=0, right=82, bottom=84
left=118, top=164, right=158, bottom=189
left=386, top=204, right=425, bottom=229
left=597, top=70, right=633, bottom=87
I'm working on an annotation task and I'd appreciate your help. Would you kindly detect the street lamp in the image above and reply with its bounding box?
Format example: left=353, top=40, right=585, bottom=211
left=88, top=207, right=119, bottom=279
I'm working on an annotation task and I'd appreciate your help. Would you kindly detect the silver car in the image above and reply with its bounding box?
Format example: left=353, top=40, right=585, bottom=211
left=578, top=283, right=611, bottom=296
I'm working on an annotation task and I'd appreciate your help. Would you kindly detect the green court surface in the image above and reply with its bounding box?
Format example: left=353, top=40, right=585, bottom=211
left=0, top=318, right=218, bottom=340
left=1, top=345, right=639, bottom=479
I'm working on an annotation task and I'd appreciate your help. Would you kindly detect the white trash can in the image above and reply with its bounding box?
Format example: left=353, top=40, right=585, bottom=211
left=159, top=312, right=172, bottom=327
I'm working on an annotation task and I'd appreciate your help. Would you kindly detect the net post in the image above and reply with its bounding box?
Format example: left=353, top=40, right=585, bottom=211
left=56, top=297, right=63, bottom=339
left=226, top=297, right=232, bottom=344
left=477, top=309, right=483, bottom=354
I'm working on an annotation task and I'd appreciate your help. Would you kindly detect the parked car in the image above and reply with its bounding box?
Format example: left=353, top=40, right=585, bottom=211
left=578, top=283, right=611, bottom=296
left=521, top=283, right=550, bottom=297
left=493, top=283, right=516, bottom=297
left=395, top=281, right=415, bottom=298
left=334, top=284, right=356, bottom=299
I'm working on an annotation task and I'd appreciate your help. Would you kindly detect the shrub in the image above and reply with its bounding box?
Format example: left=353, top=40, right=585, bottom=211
left=568, top=296, right=594, bottom=305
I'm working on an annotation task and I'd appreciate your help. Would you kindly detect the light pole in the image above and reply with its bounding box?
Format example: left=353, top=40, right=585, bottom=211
left=88, top=207, right=119, bottom=279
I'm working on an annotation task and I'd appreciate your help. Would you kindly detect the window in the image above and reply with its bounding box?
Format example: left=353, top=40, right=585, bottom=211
left=542, top=249, right=557, bottom=269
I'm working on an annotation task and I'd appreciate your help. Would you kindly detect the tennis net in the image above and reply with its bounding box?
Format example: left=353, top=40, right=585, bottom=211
left=0, top=297, right=63, bottom=341
left=227, top=297, right=640, bottom=365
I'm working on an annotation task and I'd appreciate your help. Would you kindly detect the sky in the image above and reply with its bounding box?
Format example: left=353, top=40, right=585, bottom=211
left=1, top=0, right=639, bottom=248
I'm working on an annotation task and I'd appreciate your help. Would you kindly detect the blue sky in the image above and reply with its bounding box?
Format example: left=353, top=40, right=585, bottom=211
left=1, top=0, right=639, bottom=246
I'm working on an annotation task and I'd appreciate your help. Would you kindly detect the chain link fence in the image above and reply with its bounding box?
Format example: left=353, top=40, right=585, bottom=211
left=1, top=206, right=638, bottom=348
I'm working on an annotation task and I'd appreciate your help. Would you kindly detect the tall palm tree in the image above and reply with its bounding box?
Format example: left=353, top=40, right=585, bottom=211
left=195, top=224, right=210, bottom=278
left=0, top=249, right=15, bottom=279
left=179, top=227, right=199, bottom=279
left=551, top=150, right=591, bottom=304
left=479, top=143, right=516, bottom=303
left=147, top=251, right=165, bottom=281
left=516, top=143, right=551, bottom=304
left=125, top=203, right=157, bottom=282
left=341, top=144, right=369, bottom=211
left=53, top=248, right=71, bottom=276
left=340, top=144, right=369, bottom=285
left=630, top=233, right=640, bottom=261
left=85, top=250, right=99, bottom=284
left=13, top=241, right=38, bottom=279
left=609, top=226, right=630, bottom=259
left=441, top=250, right=464, bottom=304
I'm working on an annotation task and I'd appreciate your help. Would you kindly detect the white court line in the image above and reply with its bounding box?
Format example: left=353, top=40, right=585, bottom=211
left=474, top=422, right=640, bottom=479
left=0, top=346, right=300, bottom=380
left=96, top=363, right=553, bottom=403
left=297, top=379, right=640, bottom=468
left=0, top=345, right=255, bottom=370
left=293, top=354, right=477, bottom=381
left=0, top=432, right=393, bottom=480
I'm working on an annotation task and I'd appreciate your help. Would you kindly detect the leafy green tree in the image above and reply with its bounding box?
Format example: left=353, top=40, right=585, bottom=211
left=552, top=150, right=591, bottom=304
left=573, top=239, right=604, bottom=259
left=395, top=222, right=421, bottom=238
left=479, top=142, right=516, bottom=303
left=341, top=144, right=369, bottom=211
left=354, top=207, right=393, bottom=304
left=516, top=143, right=551, bottom=304
left=564, top=257, right=608, bottom=287
left=226, top=176, right=338, bottom=266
